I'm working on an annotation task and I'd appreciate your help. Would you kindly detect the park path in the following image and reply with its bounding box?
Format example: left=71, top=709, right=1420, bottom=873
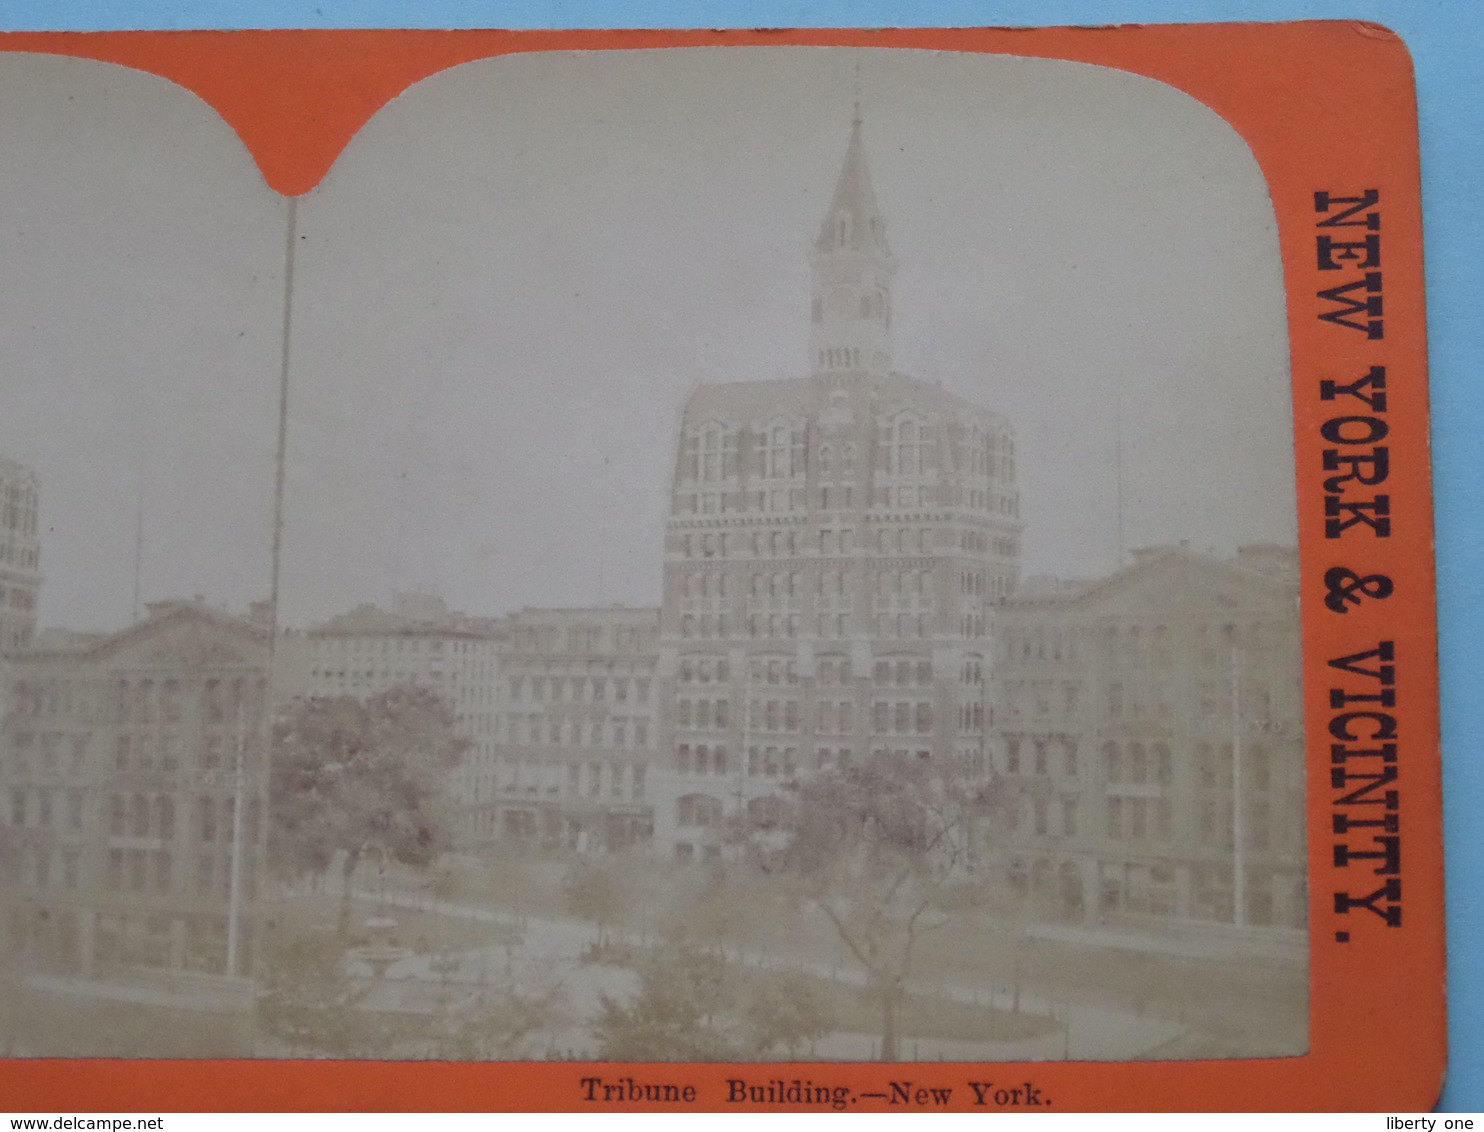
left=354, top=886, right=1185, bottom=1061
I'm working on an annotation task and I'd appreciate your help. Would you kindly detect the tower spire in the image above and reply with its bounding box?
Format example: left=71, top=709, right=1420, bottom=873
left=809, top=110, right=896, bottom=375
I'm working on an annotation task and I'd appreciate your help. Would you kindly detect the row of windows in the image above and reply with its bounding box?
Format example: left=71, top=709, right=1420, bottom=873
left=1095, top=622, right=1285, bottom=666
left=1, top=490, right=38, bottom=537
left=482, top=758, right=647, bottom=802
left=1103, top=681, right=1279, bottom=722
left=1107, top=796, right=1175, bottom=842
left=1023, top=797, right=1081, bottom=839
left=676, top=743, right=727, bottom=775
left=684, top=429, right=1012, bottom=488
left=508, top=715, right=650, bottom=749
left=817, top=345, right=880, bottom=370
left=670, top=696, right=979, bottom=737
left=0, top=539, right=39, bottom=569
left=316, top=636, right=495, bottom=656
left=1003, top=625, right=1079, bottom=664
left=875, top=658, right=934, bottom=686
left=7, top=731, right=90, bottom=774
left=0, top=583, right=36, bottom=610
left=509, top=675, right=651, bottom=704
left=0, top=622, right=33, bottom=649
left=104, top=793, right=259, bottom=845
left=675, top=793, right=726, bottom=828
left=676, top=698, right=729, bottom=729
left=506, top=624, right=657, bottom=655
left=101, top=848, right=247, bottom=901
left=310, top=667, right=490, bottom=694
left=675, top=525, right=974, bottom=560
left=876, top=420, right=933, bottom=476
left=113, top=732, right=256, bottom=774
left=1006, top=735, right=1080, bottom=777
left=871, top=701, right=935, bottom=735
left=678, top=609, right=986, bottom=643
left=502, top=760, right=646, bottom=801
left=747, top=700, right=802, bottom=733
left=675, top=482, right=1015, bottom=516
left=1003, top=682, right=1081, bottom=720
left=8, top=676, right=264, bottom=725
left=12, top=846, right=81, bottom=893
left=8, top=785, right=84, bottom=830
left=1105, top=741, right=1174, bottom=786
left=679, top=657, right=731, bottom=684
left=679, top=567, right=948, bottom=602
left=1194, top=742, right=1282, bottom=792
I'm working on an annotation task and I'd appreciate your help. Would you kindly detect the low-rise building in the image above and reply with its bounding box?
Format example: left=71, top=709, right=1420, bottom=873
left=0, top=600, right=271, bottom=983
left=994, top=544, right=1305, bottom=935
left=295, top=592, right=504, bottom=844
left=495, top=607, right=659, bottom=850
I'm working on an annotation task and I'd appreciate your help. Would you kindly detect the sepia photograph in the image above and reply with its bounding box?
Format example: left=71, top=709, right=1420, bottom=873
left=0, top=45, right=1306, bottom=1063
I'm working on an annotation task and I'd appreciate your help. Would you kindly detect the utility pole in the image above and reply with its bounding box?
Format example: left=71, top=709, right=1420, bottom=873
left=1228, top=623, right=1246, bottom=927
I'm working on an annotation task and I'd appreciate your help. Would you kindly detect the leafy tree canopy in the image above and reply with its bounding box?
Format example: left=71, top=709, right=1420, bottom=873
left=270, top=684, right=466, bottom=930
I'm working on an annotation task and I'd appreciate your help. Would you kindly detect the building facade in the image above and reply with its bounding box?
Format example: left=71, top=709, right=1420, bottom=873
left=295, top=592, right=504, bottom=844
left=994, top=545, right=1306, bottom=933
left=494, top=607, right=659, bottom=851
left=652, top=117, right=1021, bottom=859
left=0, top=601, right=271, bottom=984
left=0, top=457, right=41, bottom=654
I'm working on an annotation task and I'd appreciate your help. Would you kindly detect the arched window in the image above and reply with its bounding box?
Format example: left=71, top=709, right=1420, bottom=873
left=885, top=417, right=927, bottom=476
left=764, top=425, right=795, bottom=478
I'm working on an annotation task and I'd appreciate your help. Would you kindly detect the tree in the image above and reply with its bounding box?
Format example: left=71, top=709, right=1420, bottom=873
left=420, top=976, right=569, bottom=1060
left=592, top=942, right=834, bottom=1060
left=744, top=971, right=830, bottom=1058
left=592, top=943, right=740, bottom=1060
left=561, top=856, right=627, bottom=949
left=770, top=756, right=999, bottom=1061
left=257, top=930, right=373, bottom=1056
left=271, top=684, right=466, bottom=939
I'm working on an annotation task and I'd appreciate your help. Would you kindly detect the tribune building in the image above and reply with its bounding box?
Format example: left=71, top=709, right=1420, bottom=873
left=651, top=116, right=1021, bottom=857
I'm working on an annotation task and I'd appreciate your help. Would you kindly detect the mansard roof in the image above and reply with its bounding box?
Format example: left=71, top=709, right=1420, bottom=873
left=680, top=370, right=1011, bottom=427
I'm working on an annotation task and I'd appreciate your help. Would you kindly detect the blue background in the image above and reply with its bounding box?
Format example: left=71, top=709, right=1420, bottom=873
left=0, top=0, right=1476, bottom=1112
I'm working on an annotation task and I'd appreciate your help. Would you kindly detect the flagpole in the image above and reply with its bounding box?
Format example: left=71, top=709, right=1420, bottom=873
left=228, top=192, right=299, bottom=979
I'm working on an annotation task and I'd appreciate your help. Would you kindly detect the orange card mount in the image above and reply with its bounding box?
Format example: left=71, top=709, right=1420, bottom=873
left=0, top=22, right=1441, bottom=1112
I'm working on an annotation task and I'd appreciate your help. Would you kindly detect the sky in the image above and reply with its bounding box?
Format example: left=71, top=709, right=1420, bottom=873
left=0, top=46, right=1296, bottom=631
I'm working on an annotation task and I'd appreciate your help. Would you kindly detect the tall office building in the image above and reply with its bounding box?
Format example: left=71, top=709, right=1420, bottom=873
left=652, top=116, right=1021, bottom=858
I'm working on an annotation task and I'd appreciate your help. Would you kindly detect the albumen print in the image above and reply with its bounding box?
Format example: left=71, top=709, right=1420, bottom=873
left=0, top=46, right=1307, bottom=1063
